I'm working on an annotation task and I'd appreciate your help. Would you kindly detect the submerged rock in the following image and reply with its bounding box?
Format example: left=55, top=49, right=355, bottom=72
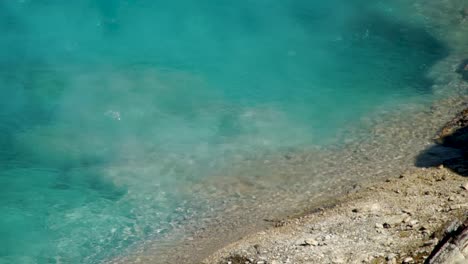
left=456, top=59, right=468, bottom=81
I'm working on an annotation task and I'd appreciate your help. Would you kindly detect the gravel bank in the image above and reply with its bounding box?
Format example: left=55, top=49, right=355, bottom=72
left=204, top=167, right=468, bottom=264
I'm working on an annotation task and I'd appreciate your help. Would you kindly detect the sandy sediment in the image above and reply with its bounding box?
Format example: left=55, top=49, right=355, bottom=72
left=203, top=166, right=467, bottom=264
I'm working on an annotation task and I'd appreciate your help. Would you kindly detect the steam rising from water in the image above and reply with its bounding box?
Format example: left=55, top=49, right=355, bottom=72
left=0, top=1, right=446, bottom=263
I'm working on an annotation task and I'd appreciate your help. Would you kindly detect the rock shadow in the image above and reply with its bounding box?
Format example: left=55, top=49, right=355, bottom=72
left=415, top=107, right=468, bottom=176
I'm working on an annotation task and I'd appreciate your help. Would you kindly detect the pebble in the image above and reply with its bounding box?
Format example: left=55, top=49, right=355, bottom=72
left=423, top=239, right=437, bottom=246
left=304, top=238, right=319, bottom=246
left=402, top=257, right=414, bottom=263
left=419, top=225, right=429, bottom=231
left=375, top=223, right=384, bottom=229
left=386, top=253, right=397, bottom=260
left=332, top=257, right=345, bottom=264
left=461, top=182, right=468, bottom=191
left=402, top=216, right=411, bottom=223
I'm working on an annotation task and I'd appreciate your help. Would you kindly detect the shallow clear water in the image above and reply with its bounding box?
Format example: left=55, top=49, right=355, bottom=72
left=0, top=1, right=446, bottom=263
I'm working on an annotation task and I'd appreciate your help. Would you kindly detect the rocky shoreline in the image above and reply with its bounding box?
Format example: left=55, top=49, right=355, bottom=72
left=204, top=166, right=467, bottom=264
left=203, top=59, right=468, bottom=263
left=109, top=2, right=468, bottom=263
left=201, top=3, right=468, bottom=263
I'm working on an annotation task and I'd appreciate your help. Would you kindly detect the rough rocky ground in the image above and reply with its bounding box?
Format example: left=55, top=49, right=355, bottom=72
left=204, top=167, right=468, bottom=264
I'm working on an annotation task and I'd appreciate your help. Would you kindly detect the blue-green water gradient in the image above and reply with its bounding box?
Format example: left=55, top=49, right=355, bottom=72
left=0, top=1, right=446, bottom=263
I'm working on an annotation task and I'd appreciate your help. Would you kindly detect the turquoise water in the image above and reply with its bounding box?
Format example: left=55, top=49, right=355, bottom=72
left=0, top=1, right=446, bottom=263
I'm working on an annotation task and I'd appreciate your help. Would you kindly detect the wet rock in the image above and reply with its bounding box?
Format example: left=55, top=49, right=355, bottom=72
left=456, top=59, right=468, bottom=81
left=434, top=107, right=468, bottom=176
left=436, top=107, right=468, bottom=149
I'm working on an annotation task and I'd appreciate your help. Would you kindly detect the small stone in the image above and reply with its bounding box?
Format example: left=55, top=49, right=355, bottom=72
left=304, top=238, right=318, bottom=246
left=374, top=253, right=385, bottom=258
left=423, top=239, right=437, bottom=246
left=383, top=223, right=391, bottom=229
left=437, top=164, right=444, bottom=169
left=332, top=257, right=345, bottom=264
left=386, top=253, right=397, bottom=260
left=375, top=223, right=384, bottom=229
left=461, top=182, right=468, bottom=191
left=448, top=196, right=455, bottom=201
left=419, top=225, right=429, bottom=231
left=403, top=216, right=411, bottom=223
left=402, top=257, right=414, bottom=263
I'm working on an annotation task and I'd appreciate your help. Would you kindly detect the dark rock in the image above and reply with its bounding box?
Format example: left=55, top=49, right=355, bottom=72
left=436, top=107, right=468, bottom=150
